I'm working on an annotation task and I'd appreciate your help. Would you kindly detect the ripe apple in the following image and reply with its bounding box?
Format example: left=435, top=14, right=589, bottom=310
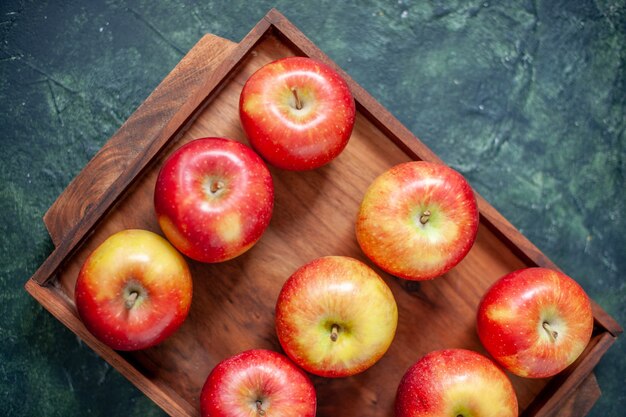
left=75, top=229, right=192, bottom=351
left=395, top=349, right=518, bottom=417
left=356, top=161, right=479, bottom=281
left=154, top=137, right=274, bottom=263
left=239, top=56, right=356, bottom=170
left=476, top=267, right=594, bottom=378
left=200, top=349, right=316, bottom=417
left=275, top=256, right=398, bottom=377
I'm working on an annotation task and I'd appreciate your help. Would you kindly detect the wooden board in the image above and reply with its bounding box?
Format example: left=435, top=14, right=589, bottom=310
left=26, top=9, right=620, bottom=417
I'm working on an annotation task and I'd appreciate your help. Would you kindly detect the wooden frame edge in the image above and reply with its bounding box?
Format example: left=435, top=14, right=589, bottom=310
left=264, top=8, right=443, bottom=164
left=42, top=34, right=238, bottom=248
left=524, top=332, right=616, bottom=416
left=24, top=279, right=196, bottom=416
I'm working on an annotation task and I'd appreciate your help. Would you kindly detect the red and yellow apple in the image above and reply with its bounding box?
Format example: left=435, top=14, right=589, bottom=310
left=154, top=137, right=274, bottom=263
left=239, top=56, right=356, bottom=170
left=75, top=229, right=192, bottom=351
left=275, top=256, right=398, bottom=377
left=477, top=267, right=594, bottom=378
left=395, top=349, right=518, bottom=417
left=356, top=161, right=479, bottom=281
left=200, top=349, right=316, bottom=417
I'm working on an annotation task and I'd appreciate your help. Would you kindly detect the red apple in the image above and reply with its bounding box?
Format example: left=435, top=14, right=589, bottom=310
left=395, top=349, right=518, bottom=417
left=356, top=161, right=479, bottom=281
left=75, top=229, right=192, bottom=351
left=200, top=349, right=316, bottom=417
left=239, top=56, right=356, bottom=170
left=477, top=267, right=594, bottom=378
left=275, top=256, right=398, bottom=377
left=154, top=137, right=274, bottom=263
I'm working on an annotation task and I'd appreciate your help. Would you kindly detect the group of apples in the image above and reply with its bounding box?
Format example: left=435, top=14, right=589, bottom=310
left=74, top=56, right=594, bottom=417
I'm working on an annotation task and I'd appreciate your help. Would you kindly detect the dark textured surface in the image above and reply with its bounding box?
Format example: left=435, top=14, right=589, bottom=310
left=1, top=1, right=624, bottom=416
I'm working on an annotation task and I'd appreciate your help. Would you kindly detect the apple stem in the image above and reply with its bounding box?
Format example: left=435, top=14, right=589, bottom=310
left=125, top=291, right=139, bottom=310
left=419, top=210, right=431, bottom=225
left=291, top=88, right=303, bottom=110
left=210, top=180, right=224, bottom=194
left=256, top=400, right=266, bottom=416
left=542, top=321, right=558, bottom=342
left=330, top=324, right=340, bottom=342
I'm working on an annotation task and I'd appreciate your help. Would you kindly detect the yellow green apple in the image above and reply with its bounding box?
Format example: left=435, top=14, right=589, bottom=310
left=275, top=256, right=398, bottom=377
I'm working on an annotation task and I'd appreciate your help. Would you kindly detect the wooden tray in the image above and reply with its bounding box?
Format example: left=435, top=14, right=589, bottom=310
left=26, top=10, right=621, bottom=417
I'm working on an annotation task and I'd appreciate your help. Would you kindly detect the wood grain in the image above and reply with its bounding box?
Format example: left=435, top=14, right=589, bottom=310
left=557, top=374, right=601, bottom=417
left=27, top=9, right=620, bottom=417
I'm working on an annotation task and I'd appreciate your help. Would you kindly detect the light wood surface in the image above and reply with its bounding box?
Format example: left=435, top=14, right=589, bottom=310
left=28, top=9, right=619, bottom=417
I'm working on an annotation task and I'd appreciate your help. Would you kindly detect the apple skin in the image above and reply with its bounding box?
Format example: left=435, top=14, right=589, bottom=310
left=154, top=137, right=274, bottom=263
left=356, top=161, right=479, bottom=281
left=239, top=56, right=356, bottom=171
left=75, top=229, right=192, bottom=351
left=476, top=267, right=594, bottom=378
left=200, top=349, right=316, bottom=417
left=275, top=256, right=398, bottom=378
left=395, top=349, right=518, bottom=417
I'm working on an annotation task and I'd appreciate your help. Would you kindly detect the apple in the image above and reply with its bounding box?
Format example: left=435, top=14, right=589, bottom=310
left=154, top=137, right=274, bottom=263
left=476, top=267, right=594, bottom=378
left=275, top=256, right=398, bottom=377
left=356, top=161, right=479, bottom=281
left=200, top=349, right=316, bottom=417
left=395, top=349, right=518, bottom=417
left=239, top=56, right=356, bottom=170
left=75, top=229, right=192, bottom=351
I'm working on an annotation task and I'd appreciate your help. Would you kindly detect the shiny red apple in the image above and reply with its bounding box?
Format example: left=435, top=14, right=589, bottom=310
left=356, top=161, right=479, bottom=281
left=154, top=137, right=274, bottom=263
left=75, top=229, right=193, bottom=351
left=200, top=349, right=316, bottom=417
left=239, top=56, right=356, bottom=170
left=395, top=349, right=518, bottom=417
left=477, top=267, right=594, bottom=378
left=275, top=256, right=398, bottom=377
